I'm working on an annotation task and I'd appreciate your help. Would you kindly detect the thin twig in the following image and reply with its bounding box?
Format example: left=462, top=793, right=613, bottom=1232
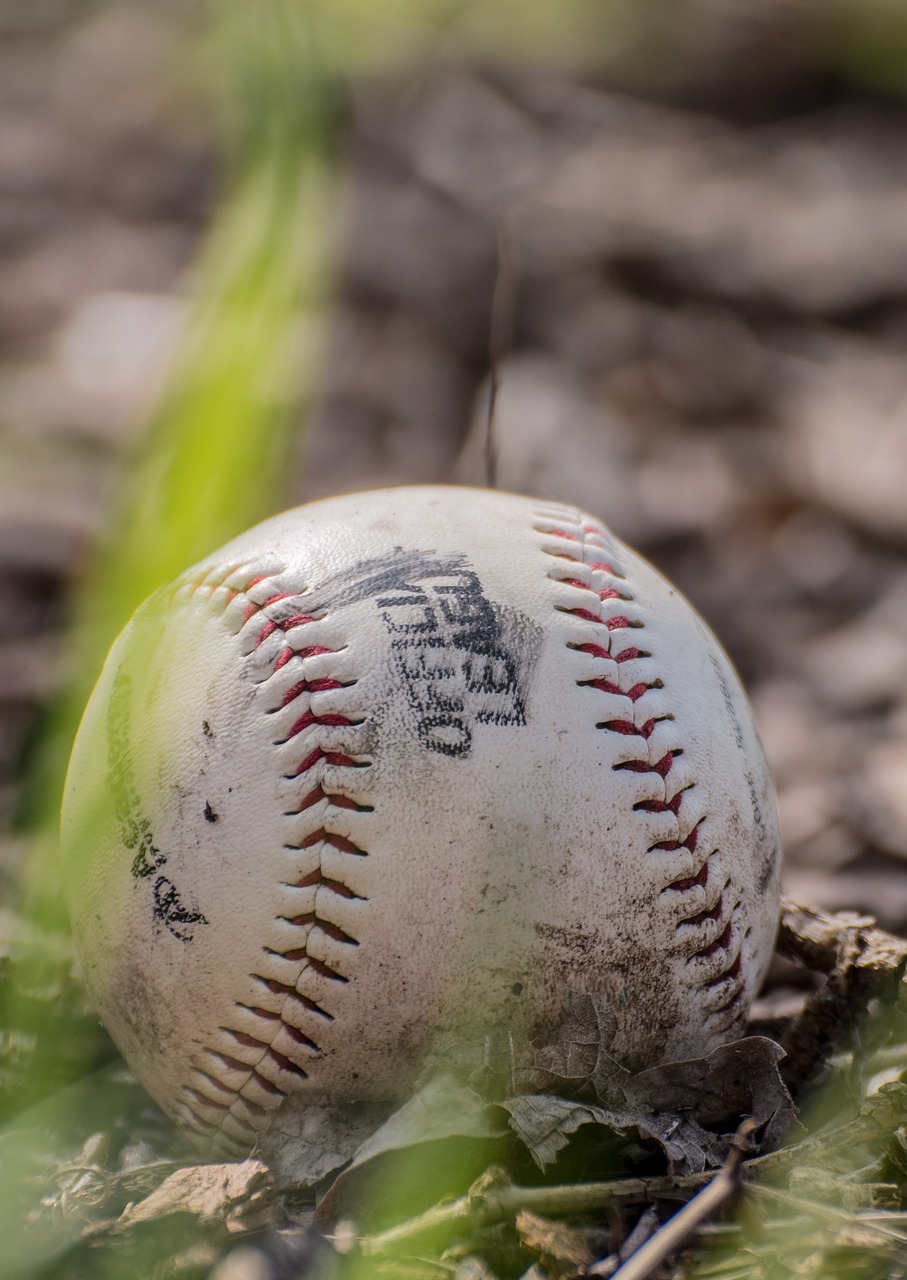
left=587, top=1207, right=658, bottom=1277
left=484, top=214, right=520, bottom=490
left=356, top=1097, right=903, bottom=1264
left=603, top=1121, right=757, bottom=1280
left=359, top=1169, right=708, bottom=1257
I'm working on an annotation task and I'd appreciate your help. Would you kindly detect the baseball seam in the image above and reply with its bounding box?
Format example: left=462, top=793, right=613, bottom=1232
left=532, top=504, right=750, bottom=1038
left=167, top=562, right=371, bottom=1152
left=158, top=513, right=749, bottom=1148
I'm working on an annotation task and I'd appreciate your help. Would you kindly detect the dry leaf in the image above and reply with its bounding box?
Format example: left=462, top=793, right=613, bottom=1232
left=114, top=1159, right=276, bottom=1234
left=259, top=1094, right=392, bottom=1193
left=624, top=1036, right=796, bottom=1148
left=502, top=1094, right=620, bottom=1170
left=314, top=1075, right=508, bottom=1226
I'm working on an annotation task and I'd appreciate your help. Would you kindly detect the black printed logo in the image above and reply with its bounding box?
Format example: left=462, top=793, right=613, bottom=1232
left=152, top=875, right=208, bottom=943
left=377, top=565, right=529, bottom=756
left=107, top=661, right=207, bottom=944
left=306, top=549, right=538, bottom=758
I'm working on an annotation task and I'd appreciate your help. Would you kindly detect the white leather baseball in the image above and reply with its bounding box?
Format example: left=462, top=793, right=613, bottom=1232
left=62, top=486, right=781, bottom=1153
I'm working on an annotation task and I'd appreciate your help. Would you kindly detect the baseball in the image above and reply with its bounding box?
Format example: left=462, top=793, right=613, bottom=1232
left=62, top=486, right=781, bottom=1153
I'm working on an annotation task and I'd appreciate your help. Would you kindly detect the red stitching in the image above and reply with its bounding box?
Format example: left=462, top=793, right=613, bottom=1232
left=236, top=1096, right=267, bottom=1119
left=236, top=1003, right=279, bottom=1022
left=292, top=747, right=359, bottom=775
left=293, top=785, right=369, bottom=813
left=209, top=1050, right=255, bottom=1075
left=634, top=793, right=683, bottom=815
left=539, top=514, right=738, bottom=1033
left=193, top=1068, right=235, bottom=1098
left=572, top=642, right=610, bottom=660
left=707, top=952, right=741, bottom=988
left=255, top=974, right=296, bottom=997
left=253, top=609, right=319, bottom=648
left=284, top=710, right=355, bottom=738
left=306, top=956, right=349, bottom=983
left=614, top=750, right=679, bottom=779
left=281, top=667, right=334, bottom=705
left=681, top=893, right=724, bottom=928
left=277, top=1027, right=321, bottom=1051
left=295, top=868, right=362, bottom=898
left=280, top=612, right=318, bottom=632
left=296, top=829, right=364, bottom=855
left=598, top=715, right=671, bottom=739
left=183, top=1103, right=216, bottom=1134
left=255, top=619, right=279, bottom=646
left=651, top=818, right=702, bottom=855
left=175, top=569, right=370, bottom=1149
left=286, top=997, right=332, bottom=1022
left=694, top=922, right=732, bottom=958
left=185, top=1087, right=230, bottom=1113
left=269, top=1046, right=309, bottom=1077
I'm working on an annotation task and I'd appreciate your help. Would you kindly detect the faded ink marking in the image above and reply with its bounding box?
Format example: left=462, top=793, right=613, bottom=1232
left=706, top=660, right=772, bottom=860
left=745, top=768, right=779, bottom=893
left=107, top=659, right=208, bottom=941
left=313, top=548, right=494, bottom=613
left=153, top=875, right=208, bottom=943
left=247, top=547, right=540, bottom=758
left=709, top=653, right=745, bottom=750
left=757, top=842, right=778, bottom=894
left=371, top=552, right=532, bottom=756
left=108, top=666, right=165, bottom=879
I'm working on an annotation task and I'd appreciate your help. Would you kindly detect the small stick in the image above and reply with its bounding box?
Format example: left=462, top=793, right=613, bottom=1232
left=359, top=1170, right=709, bottom=1258
left=587, top=1207, right=658, bottom=1277
left=484, top=214, right=520, bottom=490
left=603, top=1121, right=757, bottom=1280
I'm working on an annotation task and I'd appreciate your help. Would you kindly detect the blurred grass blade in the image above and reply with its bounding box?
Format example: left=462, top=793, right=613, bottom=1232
left=110, top=0, right=338, bottom=603
left=18, top=0, right=340, bottom=916
left=2, top=1, right=341, bottom=1143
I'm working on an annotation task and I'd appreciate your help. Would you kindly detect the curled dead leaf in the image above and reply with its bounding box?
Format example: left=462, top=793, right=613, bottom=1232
left=113, top=1159, right=276, bottom=1235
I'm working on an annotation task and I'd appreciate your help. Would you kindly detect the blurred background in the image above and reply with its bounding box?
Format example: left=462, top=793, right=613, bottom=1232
left=3, top=0, right=907, bottom=1109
